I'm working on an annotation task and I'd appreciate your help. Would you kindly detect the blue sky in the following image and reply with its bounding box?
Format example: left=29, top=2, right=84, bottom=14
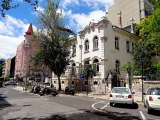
left=0, top=0, right=114, bottom=59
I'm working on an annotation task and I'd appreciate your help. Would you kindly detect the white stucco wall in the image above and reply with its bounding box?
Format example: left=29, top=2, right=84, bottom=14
left=52, top=16, right=140, bottom=91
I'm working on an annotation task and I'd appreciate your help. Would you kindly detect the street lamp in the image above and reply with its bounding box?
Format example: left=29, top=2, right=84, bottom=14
left=142, top=59, right=144, bottom=102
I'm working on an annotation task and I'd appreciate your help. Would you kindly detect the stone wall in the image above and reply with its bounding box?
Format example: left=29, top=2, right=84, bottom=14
left=132, top=80, right=160, bottom=98
left=91, top=83, right=109, bottom=94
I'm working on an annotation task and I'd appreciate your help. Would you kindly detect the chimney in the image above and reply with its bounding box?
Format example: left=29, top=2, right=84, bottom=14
left=117, top=11, right=122, bottom=28
left=130, top=18, right=134, bottom=34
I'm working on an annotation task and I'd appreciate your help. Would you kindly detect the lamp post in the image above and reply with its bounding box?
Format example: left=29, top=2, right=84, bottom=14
left=142, top=60, right=144, bottom=102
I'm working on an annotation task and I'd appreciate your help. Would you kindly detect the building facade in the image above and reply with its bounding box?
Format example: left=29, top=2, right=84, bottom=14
left=15, top=24, right=51, bottom=82
left=2, top=58, right=11, bottom=77
left=107, top=0, right=153, bottom=27
left=10, top=56, right=15, bottom=78
left=52, top=16, right=140, bottom=93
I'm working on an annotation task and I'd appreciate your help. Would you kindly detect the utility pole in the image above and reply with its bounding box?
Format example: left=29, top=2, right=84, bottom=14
left=142, top=61, right=144, bottom=102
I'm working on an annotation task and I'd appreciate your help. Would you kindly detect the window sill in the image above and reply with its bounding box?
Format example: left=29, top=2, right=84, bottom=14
left=92, top=48, right=99, bottom=51
left=84, top=51, right=89, bottom=54
left=72, top=54, right=76, bottom=57
left=115, top=48, right=119, bottom=50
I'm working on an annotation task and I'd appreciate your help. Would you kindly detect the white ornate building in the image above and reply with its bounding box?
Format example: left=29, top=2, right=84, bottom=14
left=52, top=16, right=140, bottom=93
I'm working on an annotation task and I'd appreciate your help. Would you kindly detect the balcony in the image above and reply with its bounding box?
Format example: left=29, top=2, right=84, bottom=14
left=22, top=44, right=30, bottom=48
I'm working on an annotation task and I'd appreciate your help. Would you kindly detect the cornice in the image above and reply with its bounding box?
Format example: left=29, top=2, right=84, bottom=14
left=78, top=16, right=109, bottom=37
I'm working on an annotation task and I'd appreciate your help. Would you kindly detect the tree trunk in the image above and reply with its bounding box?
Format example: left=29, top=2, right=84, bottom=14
left=58, top=76, right=61, bottom=91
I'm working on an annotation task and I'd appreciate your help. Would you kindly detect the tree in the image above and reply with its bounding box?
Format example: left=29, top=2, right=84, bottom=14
left=0, top=0, right=38, bottom=17
left=132, top=2, right=160, bottom=77
left=4, top=76, right=10, bottom=82
left=30, top=0, right=74, bottom=91
left=82, top=58, right=96, bottom=95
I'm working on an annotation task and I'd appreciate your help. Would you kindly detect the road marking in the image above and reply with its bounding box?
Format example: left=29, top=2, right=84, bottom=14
left=92, top=101, right=104, bottom=112
left=101, top=103, right=109, bottom=110
left=4, top=91, right=8, bottom=94
left=139, top=111, right=146, bottom=120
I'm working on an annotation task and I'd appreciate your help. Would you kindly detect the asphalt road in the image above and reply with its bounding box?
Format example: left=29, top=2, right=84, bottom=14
left=0, top=86, right=160, bottom=120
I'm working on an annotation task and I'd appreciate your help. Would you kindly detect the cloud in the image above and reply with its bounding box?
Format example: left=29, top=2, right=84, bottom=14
left=31, top=6, right=45, bottom=16
left=61, top=0, right=113, bottom=10
left=0, top=15, right=36, bottom=59
left=65, top=9, right=106, bottom=33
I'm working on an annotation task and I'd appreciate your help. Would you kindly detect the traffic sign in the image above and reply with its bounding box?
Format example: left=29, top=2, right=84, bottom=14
left=80, top=74, right=84, bottom=79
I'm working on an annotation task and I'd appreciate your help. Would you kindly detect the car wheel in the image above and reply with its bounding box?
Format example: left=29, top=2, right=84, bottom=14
left=131, top=102, right=135, bottom=108
left=147, top=103, right=152, bottom=114
left=52, top=92, right=56, bottom=96
left=110, top=102, right=113, bottom=106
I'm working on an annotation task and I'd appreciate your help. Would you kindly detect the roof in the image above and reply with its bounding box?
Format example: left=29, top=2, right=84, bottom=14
left=25, top=23, right=33, bottom=35
left=112, top=25, right=140, bottom=40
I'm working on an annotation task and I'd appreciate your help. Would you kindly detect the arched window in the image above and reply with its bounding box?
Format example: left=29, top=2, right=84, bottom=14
left=72, top=63, right=76, bottom=75
left=93, top=58, right=99, bottom=72
left=72, top=45, right=76, bottom=56
left=85, top=40, right=89, bottom=51
left=115, top=60, right=120, bottom=74
left=93, top=36, right=98, bottom=49
left=93, top=81, right=98, bottom=85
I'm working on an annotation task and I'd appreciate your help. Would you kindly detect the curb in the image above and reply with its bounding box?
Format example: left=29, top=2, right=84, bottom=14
left=13, top=86, right=144, bottom=104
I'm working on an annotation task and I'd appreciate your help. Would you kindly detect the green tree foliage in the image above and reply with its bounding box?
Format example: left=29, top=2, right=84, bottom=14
left=0, top=0, right=38, bottom=17
left=4, top=76, right=10, bottom=82
left=82, top=58, right=96, bottom=81
left=30, top=0, right=74, bottom=91
left=133, top=2, right=160, bottom=77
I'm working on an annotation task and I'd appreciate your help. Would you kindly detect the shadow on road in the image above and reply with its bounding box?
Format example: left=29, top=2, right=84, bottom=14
left=0, top=94, right=12, bottom=109
left=112, top=102, right=139, bottom=109
left=149, top=110, right=160, bottom=116
left=8, top=109, right=142, bottom=120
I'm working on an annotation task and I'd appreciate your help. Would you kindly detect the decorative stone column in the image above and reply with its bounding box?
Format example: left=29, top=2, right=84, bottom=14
left=108, top=71, right=112, bottom=91
left=125, top=73, right=130, bottom=88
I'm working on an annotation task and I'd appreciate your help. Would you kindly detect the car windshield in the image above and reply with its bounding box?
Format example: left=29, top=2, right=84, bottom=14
left=112, top=88, right=131, bottom=94
left=151, top=88, right=160, bottom=95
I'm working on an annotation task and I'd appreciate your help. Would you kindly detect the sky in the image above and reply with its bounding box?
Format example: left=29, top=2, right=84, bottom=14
left=0, top=0, right=114, bottom=59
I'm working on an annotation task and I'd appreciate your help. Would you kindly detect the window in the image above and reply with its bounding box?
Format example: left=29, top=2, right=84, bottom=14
left=115, top=37, right=119, bottom=49
left=93, top=36, right=98, bottom=49
left=62, top=81, right=64, bottom=84
left=115, top=60, right=120, bottom=74
left=85, top=40, right=89, bottom=51
left=93, top=81, right=98, bottom=85
left=54, top=81, right=56, bottom=84
left=72, top=63, right=76, bottom=75
left=93, top=59, right=99, bottom=72
left=72, top=81, right=75, bottom=85
left=72, top=45, right=76, bottom=56
left=25, top=48, right=28, bottom=52
left=126, top=41, right=130, bottom=52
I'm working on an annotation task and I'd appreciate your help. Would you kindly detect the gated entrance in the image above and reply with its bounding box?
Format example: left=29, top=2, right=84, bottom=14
left=111, top=70, right=126, bottom=88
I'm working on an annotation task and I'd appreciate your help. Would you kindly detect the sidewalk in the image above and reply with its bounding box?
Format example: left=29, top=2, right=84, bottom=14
left=13, top=86, right=143, bottom=104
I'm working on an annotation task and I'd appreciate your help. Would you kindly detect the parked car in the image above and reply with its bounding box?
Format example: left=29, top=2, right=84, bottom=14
left=109, top=87, right=135, bottom=107
left=143, top=87, right=160, bottom=114
left=4, top=81, right=17, bottom=86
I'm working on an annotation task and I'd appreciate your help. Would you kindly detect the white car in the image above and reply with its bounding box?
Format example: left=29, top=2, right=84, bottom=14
left=109, top=87, right=135, bottom=107
left=143, top=87, right=160, bottom=114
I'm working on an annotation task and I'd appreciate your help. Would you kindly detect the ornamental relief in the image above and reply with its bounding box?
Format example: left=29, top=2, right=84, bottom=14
left=78, top=19, right=108, bottom=35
